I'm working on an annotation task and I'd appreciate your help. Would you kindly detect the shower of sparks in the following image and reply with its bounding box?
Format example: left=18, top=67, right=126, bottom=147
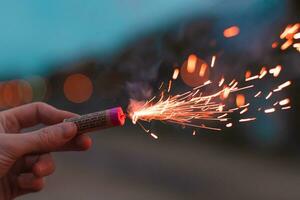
left=128, top=62, right=292, bottom=138
left=274, top=23, right=300, bottom=52
left=127, top=23, right=296, bottom=139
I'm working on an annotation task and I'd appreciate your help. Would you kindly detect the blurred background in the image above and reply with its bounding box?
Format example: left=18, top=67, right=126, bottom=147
left=0, top=0, right=299, bottom=199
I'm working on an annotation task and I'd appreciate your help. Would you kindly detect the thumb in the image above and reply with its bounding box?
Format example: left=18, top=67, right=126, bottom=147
left=18, top=122, right=77, bottom=156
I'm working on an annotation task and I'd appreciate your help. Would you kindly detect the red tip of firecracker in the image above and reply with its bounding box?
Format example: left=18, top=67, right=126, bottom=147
left=109, top=107, right=126, bottom=126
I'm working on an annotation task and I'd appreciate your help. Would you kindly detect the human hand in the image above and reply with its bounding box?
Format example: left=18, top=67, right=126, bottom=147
left=0, top=102, right=92, bottom=199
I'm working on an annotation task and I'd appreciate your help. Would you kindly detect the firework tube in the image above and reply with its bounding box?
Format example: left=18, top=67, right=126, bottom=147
left=64, top=107, right=126, bottom=134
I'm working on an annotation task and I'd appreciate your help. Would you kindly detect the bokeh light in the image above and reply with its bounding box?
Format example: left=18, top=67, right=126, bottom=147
left=236, top=94, right=246, bottom=107
left=64, top=73, right=93, bottom=103
left=0, top=80, right=33, bottom=108
left=223, top=26, right=240, bottom=38
left=180, top=55, right=210, bottom=87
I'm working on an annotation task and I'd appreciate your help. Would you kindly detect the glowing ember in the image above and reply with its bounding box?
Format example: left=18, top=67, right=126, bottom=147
left=172, top=68, right=180, bottom=80
left=218, top=77, right=225, bottom=87
left=199, top=63, right=208, bottom=77
left=236, top=94, right=245, bottom=107
left=187, top=54, right=197, bottom=73
left=272, top=42, right=278, bottom=48
left=294, top=33, right=300, bottom=39
left=150, top=133, right=158, bottom=139
left=239, top=118, right=256, bottom=122
left=281, top=40, right=293, bottom=50
left=192, top=130, right=196, bottom=136
left=246, top=75, right=259, bottom=82
left=223, top=26, right=240, bottom=38
left=276, top=23, right=300, bottom=52
left=279, top=98, right=290, bottom=106
left=264, top=108, right=276, bottom=114
left=254, top=91, right=262, bottom=98
left=269, top=65, right=282, bottom=77
left=281, top=106, right=291, bottom=110
left=240, top=108, right=248, bottom=114
left=265, top=92, right=273, bottom=99
left=226, top=123, right=233, bottom=128
left=245, top=70, right=251, bottom=79
left=167, top=80, right=172, bottom=92
left=211, top=55, right=216, bottom=68
left=259, top=67, right=267, bottom=79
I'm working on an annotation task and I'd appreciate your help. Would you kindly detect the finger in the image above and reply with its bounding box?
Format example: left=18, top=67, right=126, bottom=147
left=1, top=102, right=79, bottom=131
left=10, top=122, right=77, bottom=157
left=32, top=154, right=56, bottom=177
left=22, top=155, right=40, bottom=172
left=60, top=134, right=92, bottom=151
left=17, top=173, right=44, bottom=191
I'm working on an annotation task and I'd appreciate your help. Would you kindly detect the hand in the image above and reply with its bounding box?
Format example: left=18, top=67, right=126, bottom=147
left=0, top=102, right=92, bottom=199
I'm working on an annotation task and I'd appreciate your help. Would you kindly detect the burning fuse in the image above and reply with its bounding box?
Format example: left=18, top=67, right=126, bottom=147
left=64, top=107, right=126, bottom=133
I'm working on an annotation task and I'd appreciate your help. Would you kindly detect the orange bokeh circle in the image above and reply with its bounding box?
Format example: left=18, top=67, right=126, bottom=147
left=64, top=73, right=93, bottom=103
left=180, top=56, right=210, bottom=87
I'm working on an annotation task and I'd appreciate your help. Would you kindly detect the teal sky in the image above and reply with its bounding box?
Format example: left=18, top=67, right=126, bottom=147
left=0, top=0, right=283, bottom=78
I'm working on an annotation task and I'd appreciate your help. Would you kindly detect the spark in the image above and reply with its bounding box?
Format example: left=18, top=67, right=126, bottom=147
left=265, top=92, right=273, bottom=99
left=150, top=133, right=158, bottom=139
left=281, top=106, right=291, bottom=110
left=226, top=123, right=233, bottom=127
left=278, top=23, right=300, bottom=52
left=240, top=108, right=248, bottom=114
left=192, top=130, right=196, bottom=136
left=218, top=77, right=225, bottom=87
left=187, top=54, right=197, bottom=73
left=239, top=118, right=256, bottom=122
left=199, top=63, right=208, bottom=77
left=275, top=81, right=292, bottom=91
left=259, top=67, right=267, bottom=79
left=211, top=55, right=216, bottom=68
left=281, top=40, right=293, bottom=50
left=158, top=82, right=164, bottom=90
left=167, top=80, right=172, bottom=92
left=264, top=108, right=275, bottom=114
left=172, top=68, right=180, bottom=80
left=272, top=42, right=278, bottom=48
left=254, top=91, right=262, bottom=98
left=245, top=70, right=251, bottom=79
left=279, top=98, right=290, bottom=106
left=294, top=33, right=300, bottom=39
left=269, top=65, right=282, bottom=77
left=217, top=113, right=228, bottom=119
left=246, top=75, right=259, bottom=82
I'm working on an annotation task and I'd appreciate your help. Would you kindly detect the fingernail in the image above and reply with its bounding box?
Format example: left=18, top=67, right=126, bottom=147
left=62, top=122, right=77, bottom=139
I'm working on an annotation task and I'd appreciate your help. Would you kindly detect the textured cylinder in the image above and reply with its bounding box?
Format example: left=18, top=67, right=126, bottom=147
left=64, top=107, right=125, bottom=133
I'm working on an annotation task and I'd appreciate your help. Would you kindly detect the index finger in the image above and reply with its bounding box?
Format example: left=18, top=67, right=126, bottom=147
left=1, top=102, right=79, bottom=131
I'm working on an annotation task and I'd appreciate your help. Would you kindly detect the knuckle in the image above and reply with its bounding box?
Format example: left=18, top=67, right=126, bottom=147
left=37, top=127, right=59, bottom=149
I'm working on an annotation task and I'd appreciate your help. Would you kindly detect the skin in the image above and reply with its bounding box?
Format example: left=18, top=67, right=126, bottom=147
left=0, top=102, right=92, bottom=199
